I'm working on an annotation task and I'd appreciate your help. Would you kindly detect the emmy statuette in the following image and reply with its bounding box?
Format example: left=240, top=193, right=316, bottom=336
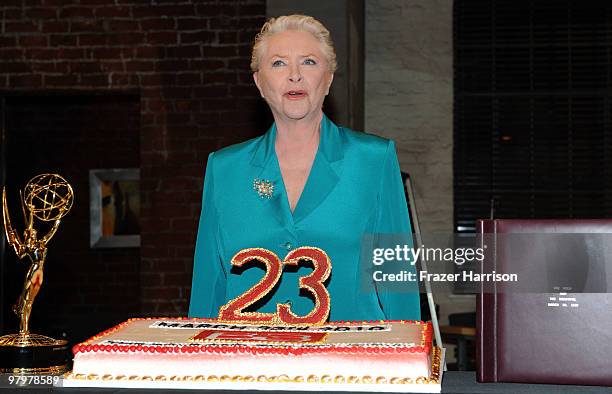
left=0, top=174, right=74, bottom=374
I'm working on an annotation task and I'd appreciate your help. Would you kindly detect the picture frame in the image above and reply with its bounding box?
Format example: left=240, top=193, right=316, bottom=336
left=89, top=168, right=140, bottom=248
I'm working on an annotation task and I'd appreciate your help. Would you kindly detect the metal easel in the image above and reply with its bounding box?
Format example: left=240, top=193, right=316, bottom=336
left=404, top=175, right=443, bottom=358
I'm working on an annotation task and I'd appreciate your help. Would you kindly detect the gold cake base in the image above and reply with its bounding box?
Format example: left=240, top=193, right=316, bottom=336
left=0, top=333, right=69, bottom=374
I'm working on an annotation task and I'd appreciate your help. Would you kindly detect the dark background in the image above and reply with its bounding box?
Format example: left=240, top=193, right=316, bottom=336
left=0, top=0, right=269, bottom=345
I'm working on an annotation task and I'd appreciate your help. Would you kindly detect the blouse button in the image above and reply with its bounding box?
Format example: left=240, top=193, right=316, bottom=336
left=283, top=242, right=293, bottom=250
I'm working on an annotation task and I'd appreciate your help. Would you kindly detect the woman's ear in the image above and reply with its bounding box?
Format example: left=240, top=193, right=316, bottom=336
left=253, top=72, right=264, bottom=98
left=325, top=73, right=334, bottom=95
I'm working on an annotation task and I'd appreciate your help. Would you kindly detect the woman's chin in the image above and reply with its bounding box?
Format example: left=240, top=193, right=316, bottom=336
left=280, top=107, right=320, bottom=122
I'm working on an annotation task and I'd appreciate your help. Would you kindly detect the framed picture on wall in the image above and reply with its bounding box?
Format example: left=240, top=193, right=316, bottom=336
left=89, top=168, right=140, bottom=248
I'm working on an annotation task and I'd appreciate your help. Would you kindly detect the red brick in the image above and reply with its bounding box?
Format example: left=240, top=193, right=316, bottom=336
left=235, top=15, right=266, bottom=29
left=70, top=61, right=102, bottom=73
left=140, top=73, right=167, bottom=86
left=134, top=4, right=195, bottom=18
left=110, top=73, right=130, bottom=85
left=18, top=35, right=48, bottom=47
left=42, top=21, right=69, bottom=33
left=238, top=29, right=260, bottom=43
left=59, top=7, right=94, bottom=19
left=193, top=98, right=233, bottom=111
left=94, top=6, right=132, bottom=18
left=107, top=20, right=140, bottom=32
left=163, top=273, right=192, bottom=286
left=176, top=73, right=201, bottom=85
left=230, top=85, right=257, bottom=97
left=164, top=45, right=200, bottom=59
left=143, top=287, right=180, bottom=300
left=201, top=46, right=236, bottom=57
left=116, top=0, right=151, bottom=4
left=218, top=32, right=237, bottom=44
left=107, top=33, right=145, bottom=46
left=180, top=31, right=215, bottom=44
left=0, top=36, right=17, bottom=47
left=0, top=62, right=30, bottom=73
left=237, top=43, right=253, bottom=57
left=29, top=61, right=58, bottom=73
left=99, top=61, right=126, bottom=72
left=228, top=57, right=250, bottom=68
left=202, top=72, right=235, bottom=84
left=155, top=60, right=189, bottom=72
left=44, top=74, right=79, bottom=86
left=125, top=60, right=155, bottom=72
left=40, top=0, right=73, bottom=6
left=79, top=74, right=108, bottom=85
left=209, top=17, right=241, bottom=30
left=166, top=112, right=191, bottom=124
left=24, top=48, right=57, bottom=60
left=237, top=3, right=265, bottom=17
left=70, top=20, right=104, bottom=33
left=135, top=46, right=161, bottom=58
left=162, top=86, right=192, bottom=98
left=176, top=17, right=204, bottom=31
left=77, top=34, right=106, bottom=46
left=5, top=21, right=39, bottom=33
left=145, top=98, right=168, bottom=112
left=1, top=1, right=22, bottom=8
left=195, top=4, right=236, bottom=17
left=142, top=273, right=163, bottom=287
left=193, top=59, right=225, bottom=71
left=91, top=47, right=126, bottom=59
left=140, top=18, right=175, bottom=31
left=147, top=259, right=190, bottom=277
left=147, top=31, right=178, bottom=45
left=50, top=34, right=77, bottom=46
left=80, top=0, right=117, bottom=5
left=171, top=218, right=198, bottom=232
left=25, top=7, right=58, bottom=19
left=9, top=74, right=42, bottom=88
left=57, top=47, right=85, bottom=59
left=3, top=8, right=24, bottom=19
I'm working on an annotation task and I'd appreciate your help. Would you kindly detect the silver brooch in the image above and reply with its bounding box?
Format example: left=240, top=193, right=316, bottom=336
left=253, top=178, right=274, bottom=199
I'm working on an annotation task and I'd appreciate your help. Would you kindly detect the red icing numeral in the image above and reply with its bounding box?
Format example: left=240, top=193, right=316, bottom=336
left=217, top=247, right=331, bottom=324
left=218, top=248, right=282, bottom=322
left=277, top=247, right=331, bottom=324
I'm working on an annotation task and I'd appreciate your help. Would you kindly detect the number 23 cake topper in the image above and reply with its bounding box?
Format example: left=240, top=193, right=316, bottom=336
left=218, top=247, right=331, bottom=325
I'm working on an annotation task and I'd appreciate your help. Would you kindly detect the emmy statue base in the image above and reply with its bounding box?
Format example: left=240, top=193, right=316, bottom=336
left=0, top=333, right=69, bottom=374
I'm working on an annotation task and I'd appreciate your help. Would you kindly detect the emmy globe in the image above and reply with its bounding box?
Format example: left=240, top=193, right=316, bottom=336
left=0, top=174, right=74, bottom=374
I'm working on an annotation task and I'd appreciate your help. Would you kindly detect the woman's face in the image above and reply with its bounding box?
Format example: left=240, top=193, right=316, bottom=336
left=253, top=30, right=334, bottom=124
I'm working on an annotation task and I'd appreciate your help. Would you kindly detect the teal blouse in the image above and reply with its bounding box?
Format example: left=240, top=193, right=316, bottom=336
left=188, top=114, right=420, bottom=321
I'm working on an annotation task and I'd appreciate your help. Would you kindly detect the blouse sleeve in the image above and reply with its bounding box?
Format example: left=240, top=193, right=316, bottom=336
left=374, top=140, right=421, bottom=320
left=188, top=152, right=227, bottom=318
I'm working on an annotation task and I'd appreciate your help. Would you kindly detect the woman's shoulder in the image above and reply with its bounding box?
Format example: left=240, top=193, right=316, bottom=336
left=209, top=134, right=264, bottom=163
left=338, top=126, right=395, bottom=156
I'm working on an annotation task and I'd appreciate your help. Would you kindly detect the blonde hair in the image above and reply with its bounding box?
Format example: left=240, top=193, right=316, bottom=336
left=250, top=14, right=337, bottom=73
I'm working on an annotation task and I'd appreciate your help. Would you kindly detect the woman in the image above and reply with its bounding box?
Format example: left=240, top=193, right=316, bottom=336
left=189, top=15, right=420, bottom=321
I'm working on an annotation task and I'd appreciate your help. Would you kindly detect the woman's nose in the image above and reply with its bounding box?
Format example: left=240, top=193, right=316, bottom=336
left=288, top=65, right=302, bottom=82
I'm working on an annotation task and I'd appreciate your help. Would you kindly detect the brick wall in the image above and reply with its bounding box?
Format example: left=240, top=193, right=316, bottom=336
left=0, top=0, right=267, bottom=322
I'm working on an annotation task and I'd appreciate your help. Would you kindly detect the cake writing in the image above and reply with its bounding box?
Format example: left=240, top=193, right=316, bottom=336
left=149, top=321, right=390, bottom=332
left=192, top=330, right=327, bottom=343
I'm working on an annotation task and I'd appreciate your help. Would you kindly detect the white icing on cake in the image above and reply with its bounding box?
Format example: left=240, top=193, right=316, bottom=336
left=69, top=318, right=437, bottom=385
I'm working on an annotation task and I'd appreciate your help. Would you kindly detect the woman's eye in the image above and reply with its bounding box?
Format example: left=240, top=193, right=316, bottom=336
left=272, top=60, right=285, bottom=67
left=303, top=58, right=317, bottom=65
